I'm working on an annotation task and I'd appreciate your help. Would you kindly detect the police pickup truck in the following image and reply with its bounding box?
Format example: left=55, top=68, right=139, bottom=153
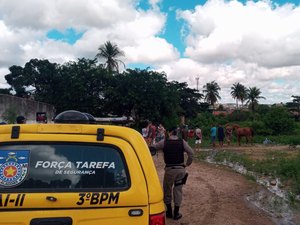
left=0, top=111, right=165, bottom=225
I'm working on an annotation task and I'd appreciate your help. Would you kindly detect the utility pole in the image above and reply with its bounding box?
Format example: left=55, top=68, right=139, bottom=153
left=196, top=77, right=199, bottom=91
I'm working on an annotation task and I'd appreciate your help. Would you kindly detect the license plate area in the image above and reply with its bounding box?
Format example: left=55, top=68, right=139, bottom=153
left=30, top=217, right=72, bottom=225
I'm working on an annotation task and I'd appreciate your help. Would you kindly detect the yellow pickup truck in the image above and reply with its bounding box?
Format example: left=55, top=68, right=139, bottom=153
left=0, top=111, right=165, bottom=225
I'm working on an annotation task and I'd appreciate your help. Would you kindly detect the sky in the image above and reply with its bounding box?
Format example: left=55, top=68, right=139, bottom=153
left=0, top=0, right=300, bottom=104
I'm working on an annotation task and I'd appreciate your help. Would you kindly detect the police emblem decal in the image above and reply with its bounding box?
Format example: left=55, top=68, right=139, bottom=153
left=0, top=150, right=30, bottom=187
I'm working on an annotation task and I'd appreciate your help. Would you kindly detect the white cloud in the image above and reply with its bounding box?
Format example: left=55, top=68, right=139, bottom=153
left=0, top=0, right=299, bottom=105
left=178, top=0, right=300, bottom=68
left=123, top=37, right=179, bottom=64
left=157, top=57, right=300, bottom=104
left=0, top=0, right=177, bottom=84
left=149, top=0, right=163, bottom=11
left=0, top=68, right=9, bottom=88
left=21, top=40, right=76, bottom=64
left=160, top=0, right=300, bottom=104
left=0, top=0, right=136, bottom=30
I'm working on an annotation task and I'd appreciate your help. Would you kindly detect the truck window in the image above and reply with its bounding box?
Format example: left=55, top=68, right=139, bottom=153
left=0, top=143, right=130, bottom=192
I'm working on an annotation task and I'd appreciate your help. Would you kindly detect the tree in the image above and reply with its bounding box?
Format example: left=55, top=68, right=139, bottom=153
left=104, top=68, right=173, bottom=123
left=102, top=68, right=203, bottom=127
left=231, top=82, right=247, bottom=108
left=2, top=107, right=18, bottom=124
left=289, top=95, right=300, bottom=121
left=96, top=41, right=125, bottom=74
left=5, top=59, right=60, bottom=100
left=0, top=88, right=12, bottom=95
left=57, top=58, right=110, bottom=115
left=23, top=59, right=61, bottom=104
left=203, top=81, right=221, bottom=107
left=4, top=58, right=111, bottom=115
left=246, top=87, right=265, bottom=112
left=5, top=65, right=30, bottom=98
left=167, top=81, right=203, bottom=119
left=263, top=106, right=295, bottom=135
left=292, top=95, right=300, bottom=112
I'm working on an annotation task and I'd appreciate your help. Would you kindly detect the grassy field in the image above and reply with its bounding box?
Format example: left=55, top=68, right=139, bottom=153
left=192, top=141, right=300, bottom=203
left=184, top=123, right=300, bottom=199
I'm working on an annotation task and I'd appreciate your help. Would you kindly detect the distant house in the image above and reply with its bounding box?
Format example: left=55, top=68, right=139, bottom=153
left=212, top=111, right=228, bottom=116
left=0, top=94, right=56, bottom=123
left=219, top=103, right=236, bottom=111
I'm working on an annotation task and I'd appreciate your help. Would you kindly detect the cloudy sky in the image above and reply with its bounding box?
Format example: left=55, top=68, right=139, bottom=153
left=0, top=0, right=299, bottom=104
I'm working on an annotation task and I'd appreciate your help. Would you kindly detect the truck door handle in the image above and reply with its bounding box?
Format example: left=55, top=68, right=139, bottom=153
left=46, top=196, right=57, bottom=202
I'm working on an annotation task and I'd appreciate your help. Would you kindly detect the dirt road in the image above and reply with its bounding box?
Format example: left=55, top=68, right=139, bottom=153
left=152, top=151, right=277, bottom=225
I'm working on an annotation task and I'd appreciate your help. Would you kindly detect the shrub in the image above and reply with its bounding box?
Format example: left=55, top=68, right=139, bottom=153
left=191, top=112, right=214, bottom=128
left=2, top=107, right=17, bottom=124
left=249, top=120, right=272, bottom=136
left=263, top=107, right=295, bottom=135
left=228, top=110, right=251, bottom=121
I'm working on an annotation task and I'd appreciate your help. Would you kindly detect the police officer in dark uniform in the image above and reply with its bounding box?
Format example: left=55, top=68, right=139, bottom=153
left=152, top=127, right=194, bottom=220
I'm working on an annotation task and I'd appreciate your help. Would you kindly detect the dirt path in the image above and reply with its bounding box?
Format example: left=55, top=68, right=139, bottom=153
left=152, top=151, right=277, bottom=225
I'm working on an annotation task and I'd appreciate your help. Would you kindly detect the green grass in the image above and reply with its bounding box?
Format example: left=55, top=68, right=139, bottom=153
left=253, top=135, right=300, bottom=145
left=196, top=151, right=210, bottom=160
left=210, top=150, right=300, bottom=195
left=187, top=130, right=300, bottom=195
left=187, top=133, right=300, bottom=147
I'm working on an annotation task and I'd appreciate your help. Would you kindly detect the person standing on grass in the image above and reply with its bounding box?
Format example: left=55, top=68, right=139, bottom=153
left=225, top=125, right=233, bottom=146
left=210, top=124, right=217, bottom=148
left=195, top=128, right=202, bottom=151
left=217, top=124, right=225, bottom=148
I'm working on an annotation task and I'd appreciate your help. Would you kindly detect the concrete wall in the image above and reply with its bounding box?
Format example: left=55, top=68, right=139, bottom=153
left=0, top=94, right=56, bottom=123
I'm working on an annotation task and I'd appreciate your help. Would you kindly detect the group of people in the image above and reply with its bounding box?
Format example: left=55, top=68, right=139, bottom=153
left=143, top=122, right=234, bottom=152
left=142, top=121, right=166, bottom=145
left=210, top=124, right=233, bottom=148
left=180, top=124, right=234, bottom=150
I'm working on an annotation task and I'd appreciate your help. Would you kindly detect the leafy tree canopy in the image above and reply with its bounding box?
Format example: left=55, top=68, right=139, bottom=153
left=4, top=59, right=202, bottom=128
left=0, top=88, right=11, bottom=95
left=263, top=106, right=295, bottom=135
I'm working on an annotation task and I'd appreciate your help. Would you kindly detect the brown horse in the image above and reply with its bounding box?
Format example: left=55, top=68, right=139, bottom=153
left=232, top=124, right=254, bottom=146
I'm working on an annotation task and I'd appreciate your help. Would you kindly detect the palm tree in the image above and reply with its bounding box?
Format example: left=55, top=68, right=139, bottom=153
left=240, top=87, right=248, bottom=107
left=96, top=41, right=125, bottom=74
left=246, top=87, right=265, bottom=112
left=203, top=81, right=221, bottom=107
left=231, top=82, right=247, bottom=108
